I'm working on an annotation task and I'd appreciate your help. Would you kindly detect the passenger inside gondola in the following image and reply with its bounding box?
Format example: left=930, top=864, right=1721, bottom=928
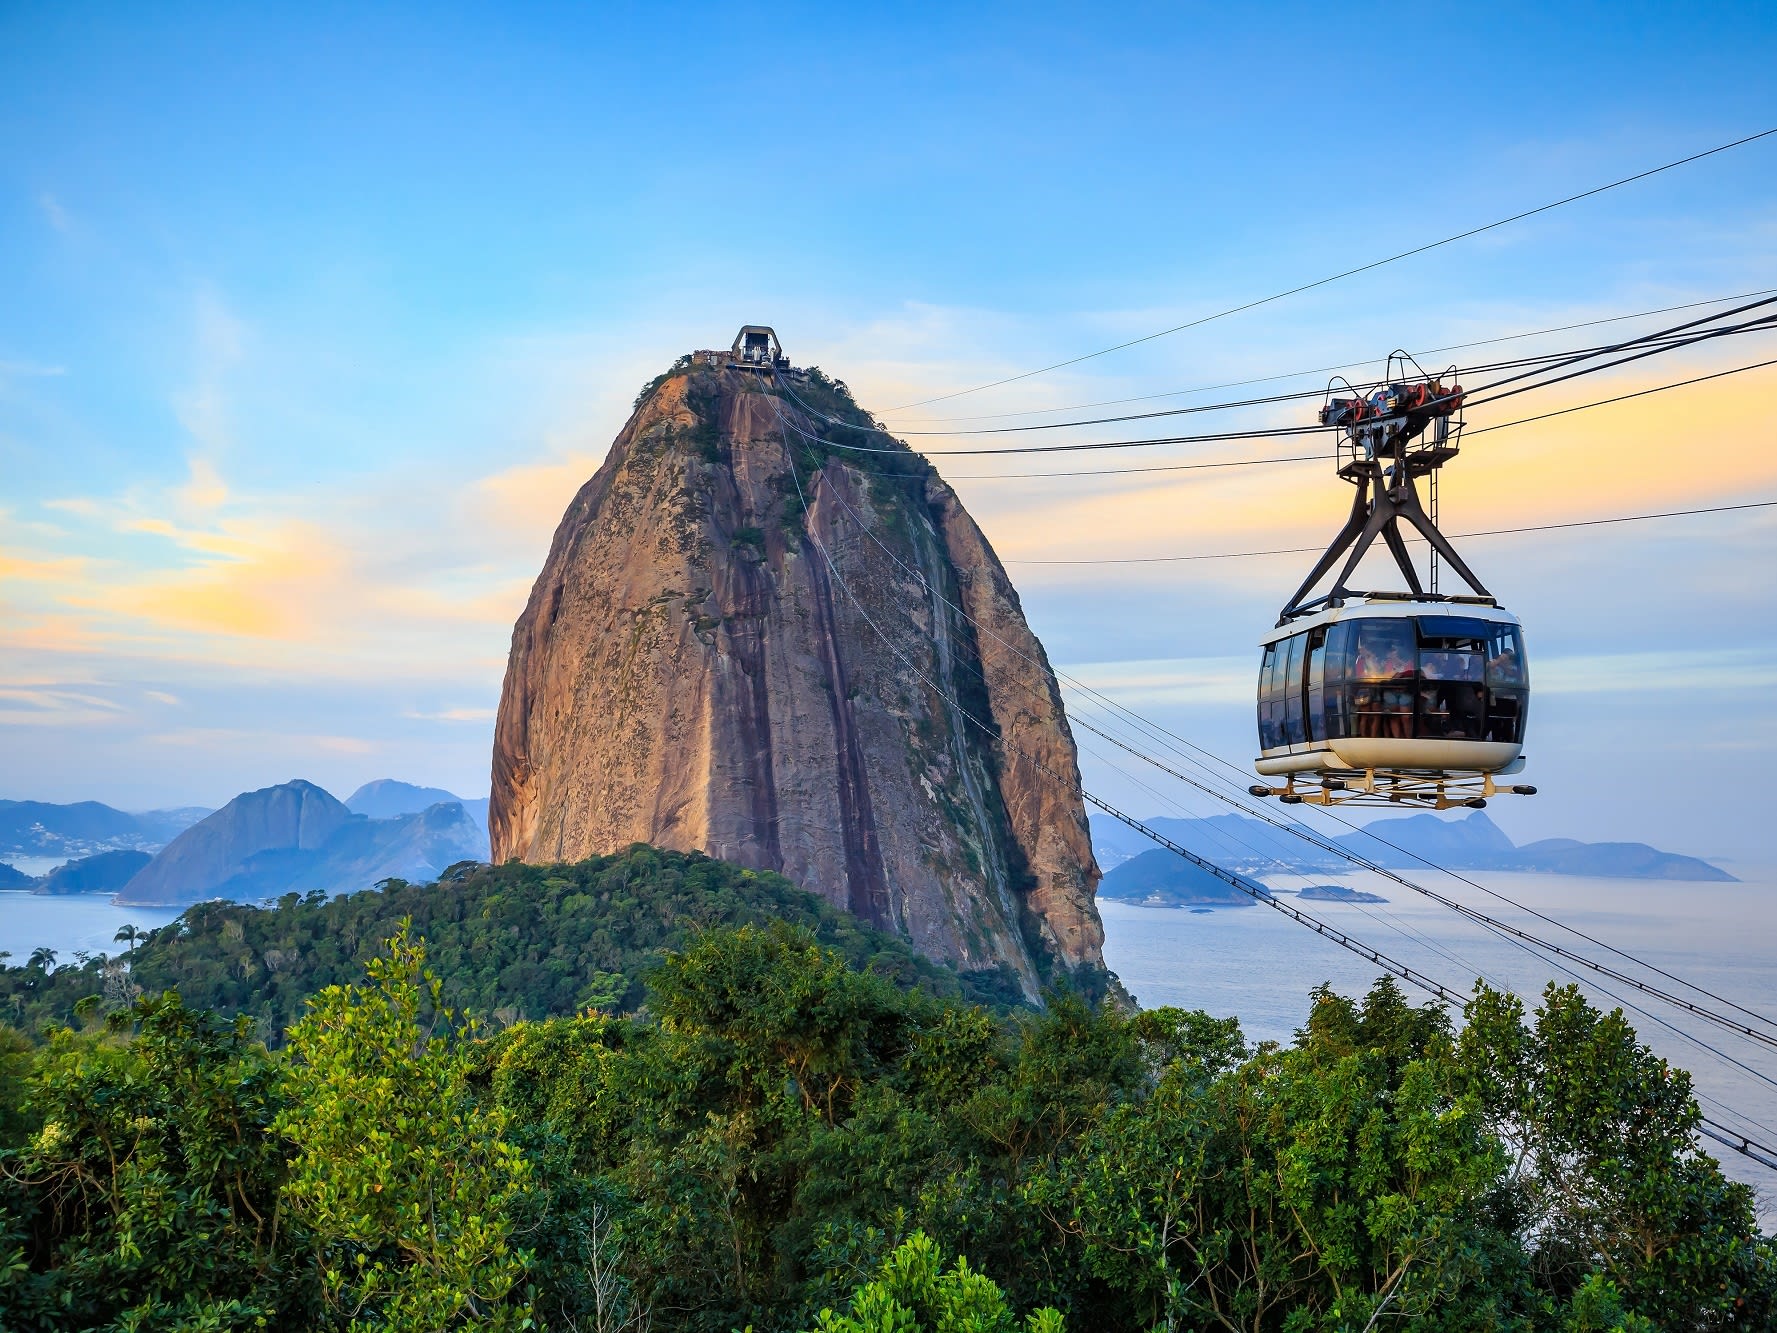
left=1351, top=620, right=1415, bottom=737
left=1257, top=615, right=1527, bottom=752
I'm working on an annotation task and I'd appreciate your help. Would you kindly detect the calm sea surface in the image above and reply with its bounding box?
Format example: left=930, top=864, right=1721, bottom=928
left=1101, top=867, right=1777, bottom=1216
left=0, top=891, right=181, bottom=963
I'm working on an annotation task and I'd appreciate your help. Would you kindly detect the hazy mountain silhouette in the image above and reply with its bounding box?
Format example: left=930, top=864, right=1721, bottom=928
left=36, top=849, right=153, bottom=895
left=117, top=779, right=488, bottom=906
left=346, top=779, right=460, bottom=818
left=0, top=799, right=210, bottom=861
left=1090, top=810, right=1734, bottom=883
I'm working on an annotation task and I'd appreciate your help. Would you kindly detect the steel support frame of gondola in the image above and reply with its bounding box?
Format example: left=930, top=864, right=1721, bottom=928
left=1251, top=767, right=1539, bottom=811
left=1278, top=451, right=1492, bottom=625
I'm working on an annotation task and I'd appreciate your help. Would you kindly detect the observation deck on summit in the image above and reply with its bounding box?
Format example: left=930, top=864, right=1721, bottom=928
left=728, top=324, right=791, bottom=373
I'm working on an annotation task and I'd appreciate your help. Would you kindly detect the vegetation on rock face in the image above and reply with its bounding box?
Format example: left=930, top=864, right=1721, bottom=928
left=0, top=871, right=1770, bottom=1330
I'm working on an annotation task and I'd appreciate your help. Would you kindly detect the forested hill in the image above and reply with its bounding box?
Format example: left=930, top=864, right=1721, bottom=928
left=0, top=846, right=1040, bottom=1037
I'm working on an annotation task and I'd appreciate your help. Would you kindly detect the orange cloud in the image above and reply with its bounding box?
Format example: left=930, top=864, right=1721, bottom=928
left=476, top=452, right=601, bottom=535
left=967, top=360, right=1777, bottom=569
left=3, top=615, right=119, bottom=655
left=0, top=548, right=88, bottom=582
left=174, top=456, right=230, bottom=512
left=90, top=517, right=349, bottom=640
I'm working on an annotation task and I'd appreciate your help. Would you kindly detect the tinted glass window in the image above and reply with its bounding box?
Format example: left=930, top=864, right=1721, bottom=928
left=1324, top=621, right=1354, bottom=684
left=1352, top=620, right=1416, bottom=681
left=1420, top=649, right=1485, bottom=682
left=1257, top=644, right=1279, bottom=749
left=1325, top=681, right=1350, bottom=740
left=1416, top=615, right=1495, bottom=640
left=1416, top=617, right=1488, bottom=680
left=1484, top=625, right=1527, bottom=688
left=1419, top=676, right=1488, bottom=740
left=1282, top=633, right=1306, bottom=745
left=1327, top=616, right=1528, bottom=745
left=1486, top=689, right=1527, bottom=744
left=1484, top=625, right=1527, bottom=743
left=1306, top=628, right=1328, bottom=743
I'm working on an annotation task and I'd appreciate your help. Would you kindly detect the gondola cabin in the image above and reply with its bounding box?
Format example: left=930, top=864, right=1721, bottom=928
left=1257, top=599, right=1527, bottom=793
left=1249, top=355, right=1538, bottom=809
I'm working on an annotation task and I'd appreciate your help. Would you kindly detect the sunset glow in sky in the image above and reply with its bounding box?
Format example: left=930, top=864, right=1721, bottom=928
left=3, top=4, right=1775, bottom=865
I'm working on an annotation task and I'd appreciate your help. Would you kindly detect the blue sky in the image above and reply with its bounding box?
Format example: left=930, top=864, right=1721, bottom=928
left=2, top=3, right=1775, bottom=865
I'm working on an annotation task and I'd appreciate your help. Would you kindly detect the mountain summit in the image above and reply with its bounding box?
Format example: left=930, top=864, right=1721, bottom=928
left=491, top=354, right=1103, bottom=993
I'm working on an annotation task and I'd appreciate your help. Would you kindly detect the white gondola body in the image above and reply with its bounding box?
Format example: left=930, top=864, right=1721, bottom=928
left=1254, top=598, right=1528, bottom=778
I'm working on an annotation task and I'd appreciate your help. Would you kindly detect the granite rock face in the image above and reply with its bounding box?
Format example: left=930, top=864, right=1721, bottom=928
left=490, top=361, right=1103, bottom=992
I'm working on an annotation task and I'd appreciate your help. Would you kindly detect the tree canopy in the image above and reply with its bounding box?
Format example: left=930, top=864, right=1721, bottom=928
left=0, top=847, right=1041, bottom=1041
left=0, top=852, right=1771, bottom=1331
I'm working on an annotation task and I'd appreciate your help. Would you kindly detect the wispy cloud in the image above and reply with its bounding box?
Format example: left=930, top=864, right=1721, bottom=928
left=145, top=727, right=377, bottom=756
left=164, top=288, right=249, bottom=529
left=0, top=685, right=128, bottom=726
left=476, top=452, right=601, bottom=537
left=37, top=192, right=71, bottom=234
left=1535, top=649, right=1777, bottom=694
left=0, top=360, right=68, bottom=380
left=1058, top=656, right=1255, bottom=707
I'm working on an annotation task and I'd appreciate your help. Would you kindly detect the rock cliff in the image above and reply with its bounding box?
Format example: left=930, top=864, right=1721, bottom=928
left=491, top=358, right=1104, bottom=993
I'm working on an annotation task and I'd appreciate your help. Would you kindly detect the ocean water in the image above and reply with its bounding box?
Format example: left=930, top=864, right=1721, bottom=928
left=0, top=891, right=182, bottom=963
left=1101, top=867, right=1777, bottom=1216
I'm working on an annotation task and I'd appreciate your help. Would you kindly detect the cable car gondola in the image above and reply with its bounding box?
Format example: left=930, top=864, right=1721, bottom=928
left=1250, top=354, right=1537, bottom=810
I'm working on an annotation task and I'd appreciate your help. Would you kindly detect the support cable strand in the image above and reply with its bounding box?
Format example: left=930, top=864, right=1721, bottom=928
left=770, top=382, right=1777, bottom=1039
left=887, top=127, right=1777, bottom=410
left=858, top=318, right=1777, bottom=436
left=813, top=312, right=1777, bottom=458
left=884, top=285, right=1777, bottom=424
left=770, top=385, right=1777, bottom=1037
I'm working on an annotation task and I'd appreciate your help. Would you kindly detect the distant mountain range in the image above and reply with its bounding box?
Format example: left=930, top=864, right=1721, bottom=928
left=0, top=800, right=211, bottom=862
left=1089, top=810, right=1736, bottom=884
left=1, top=779, right=492, bottom=906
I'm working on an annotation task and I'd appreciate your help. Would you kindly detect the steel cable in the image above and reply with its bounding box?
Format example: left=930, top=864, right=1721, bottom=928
left=886, top=127, right=1777, bottom=410
left=768, top=386, right=1777, bottom=1167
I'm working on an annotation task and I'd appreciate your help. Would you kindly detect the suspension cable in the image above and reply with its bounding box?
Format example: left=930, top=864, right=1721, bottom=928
left=882, top=286, right=1777, bottom=425
left=854, top=318, right=1777, bottom=437
left=925, top=354, right=1777, bottom=479
left=769, top=382, right=1777, bottom=1043
left=886, top=126, right=1777, bottom=410
left=766, top=387, right=1777, bottom=1168
left=783, top=318, right=1777, bottom=459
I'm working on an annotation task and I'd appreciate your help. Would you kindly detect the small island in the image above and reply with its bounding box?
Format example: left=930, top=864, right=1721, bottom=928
left=1296, top=884, right=1390, bottom=904
left=1097, top=848, right=1270, bottom=908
